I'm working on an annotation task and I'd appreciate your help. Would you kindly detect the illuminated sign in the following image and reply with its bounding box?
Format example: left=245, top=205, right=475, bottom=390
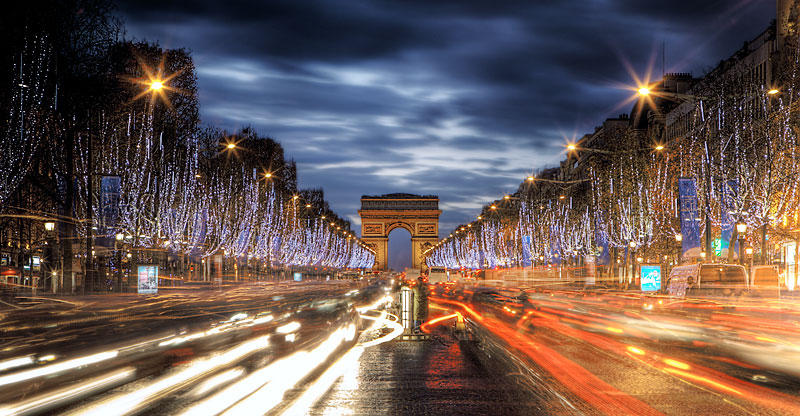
left=640, top=264, right=662, bottom=292
left=137, top=265, right=158, bottom=294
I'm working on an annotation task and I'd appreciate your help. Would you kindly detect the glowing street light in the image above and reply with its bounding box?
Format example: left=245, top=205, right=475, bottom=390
left=149, top=80, right=164, bottom=91
left=638, top=87, right=650, bottom=96
left=674, top=234, right=682, bottom=242
left=44, top=221, right=55, bottom=232
left=767, top=88, right=780, bottom=95
left=115, top=233, right=125, bottom=241
left=566, top=143, right=577, bottom=151
left=226, top=143, right=236, bottom=150
left=655, top=145, right=665, bottom=151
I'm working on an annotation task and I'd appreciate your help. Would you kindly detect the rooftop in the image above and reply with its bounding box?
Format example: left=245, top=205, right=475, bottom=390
left=361, top=193, right=438, bottom=200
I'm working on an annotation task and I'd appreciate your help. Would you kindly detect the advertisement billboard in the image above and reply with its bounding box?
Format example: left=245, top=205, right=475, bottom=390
left=640, top=264, right=662, bottom=292
left=137, top=265, right=158, bottom=294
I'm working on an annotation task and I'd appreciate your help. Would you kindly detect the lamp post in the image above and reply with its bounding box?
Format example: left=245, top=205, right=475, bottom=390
left=115, top=233, right=124, bottom=292
left=745, top=246, right=754, bottom=276
left=44, top=221, right=56, bottom=292
left=628, top=241, right=637, bottom=287
left=736, top=222, right=748, bottom=266
left=675, top=233, right=683, bottom=266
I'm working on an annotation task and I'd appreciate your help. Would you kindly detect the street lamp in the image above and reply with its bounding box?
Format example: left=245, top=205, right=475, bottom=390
left=638, top=87, right=651, bottom=96
left=44, top=221, right=57, bottom=292
left=149, top=80, right=164, bottom=91
left=675, top=233, right=682, bottom=265
left=767, top=88, right=780, bottom=95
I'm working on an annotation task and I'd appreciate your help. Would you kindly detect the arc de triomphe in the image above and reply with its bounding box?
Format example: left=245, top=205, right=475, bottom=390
left=358, top=193, right=441, bottom=271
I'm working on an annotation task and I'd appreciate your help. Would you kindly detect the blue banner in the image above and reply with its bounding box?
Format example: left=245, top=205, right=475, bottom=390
left=678, top=178, right=702, bottom=257
left=720, top=180, right=738, bottom=255
left=595, top=217, right=610, bottom=266
left=100, top=176, right=121, bottom=231
left=521, top=235, right=532, bottom=267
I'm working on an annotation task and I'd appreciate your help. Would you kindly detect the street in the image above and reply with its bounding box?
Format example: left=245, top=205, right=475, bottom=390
left=0, top=280, right=391, bottom=415
left=428, top=281, right=800, bottom=415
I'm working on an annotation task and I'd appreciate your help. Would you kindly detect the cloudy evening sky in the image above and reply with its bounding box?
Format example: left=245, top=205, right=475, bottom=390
left=117, top=0, right=773, bottom=269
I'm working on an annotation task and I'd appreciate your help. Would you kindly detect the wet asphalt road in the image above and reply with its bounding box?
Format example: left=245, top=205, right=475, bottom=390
left=311, top=329, right=541, bottom=416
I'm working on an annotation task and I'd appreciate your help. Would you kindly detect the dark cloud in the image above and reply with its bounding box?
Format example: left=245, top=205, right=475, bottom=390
left=116, top=0, right=774, bottom=268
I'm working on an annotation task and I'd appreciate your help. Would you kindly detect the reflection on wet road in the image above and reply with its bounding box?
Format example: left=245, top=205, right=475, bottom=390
left=5, top=278, right=800, bottom=415
left=429, top=281, right=800, bottom=415
left=0, top=280, right=392, bottom=415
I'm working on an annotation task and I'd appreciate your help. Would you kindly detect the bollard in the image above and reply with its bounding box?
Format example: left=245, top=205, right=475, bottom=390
left=400, top=286, right=415, bottom=333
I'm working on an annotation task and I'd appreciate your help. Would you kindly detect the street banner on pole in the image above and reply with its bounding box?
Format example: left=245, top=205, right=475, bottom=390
left=521, top=235, right=532, bottom=267
left=595, top=216, right=610, bottom=266
left=137, top=265, right=158, bottom=294
left=678, top=178, right=702, bottom=258
left=720, top=180, right=739, bottom=255
left=99, top=176, right=121, bottom=248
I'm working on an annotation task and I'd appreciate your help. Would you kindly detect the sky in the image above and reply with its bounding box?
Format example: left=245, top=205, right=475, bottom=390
left=116, top=0, right=774, bottom=269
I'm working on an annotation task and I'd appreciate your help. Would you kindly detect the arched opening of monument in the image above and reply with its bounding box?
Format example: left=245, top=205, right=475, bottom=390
left=387, top=226, right=412, bottom=272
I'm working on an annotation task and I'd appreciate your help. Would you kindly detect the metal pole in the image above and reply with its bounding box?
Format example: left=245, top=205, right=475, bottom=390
left=86, top=133, right=94, bottom=294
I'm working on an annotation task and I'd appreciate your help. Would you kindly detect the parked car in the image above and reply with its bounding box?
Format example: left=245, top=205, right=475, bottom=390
left=666, top=263, right=749, bottom=298
left=749, top=265, right=781, bottom=298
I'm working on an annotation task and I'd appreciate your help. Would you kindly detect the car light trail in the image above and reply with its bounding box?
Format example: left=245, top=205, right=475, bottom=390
left=279, top=312, right=404, bottom=415
left=75, top=335, right=270, bottom=416
left=0, top=356, right=33, bottom=372
left=0, top=368, right=136, bottom=416
left=276, top=321, right=301, bottom=334
left=190, top=368, right=246, bottom=397
left=0, top=350, right=119, bottom=387
left=420, top=313, right=460, bottom=333
left=356, top=295, right=392, bottom=313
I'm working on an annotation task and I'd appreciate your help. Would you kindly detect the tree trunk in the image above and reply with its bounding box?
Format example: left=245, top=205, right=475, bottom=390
left=728, top=227, right=738, bottom=264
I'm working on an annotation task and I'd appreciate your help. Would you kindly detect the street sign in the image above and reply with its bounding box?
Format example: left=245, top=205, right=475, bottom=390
left=640, top=264, right=662, bottom=292
left=137, top=265, right=158, bottom=294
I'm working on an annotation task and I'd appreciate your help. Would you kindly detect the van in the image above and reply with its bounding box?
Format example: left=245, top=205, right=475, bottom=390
left=666, top=263, right=748, bottom=298
left=750, top=265, right=781, bottom=298
left=427, top=267, right=449, bottom=284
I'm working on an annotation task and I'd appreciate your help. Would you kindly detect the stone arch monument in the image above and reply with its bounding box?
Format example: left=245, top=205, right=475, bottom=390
left=358, top=193, right=441, bottom=271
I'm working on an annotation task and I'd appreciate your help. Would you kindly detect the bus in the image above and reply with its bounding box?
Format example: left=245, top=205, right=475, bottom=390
left=427, top=266, right=450, bottom=284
